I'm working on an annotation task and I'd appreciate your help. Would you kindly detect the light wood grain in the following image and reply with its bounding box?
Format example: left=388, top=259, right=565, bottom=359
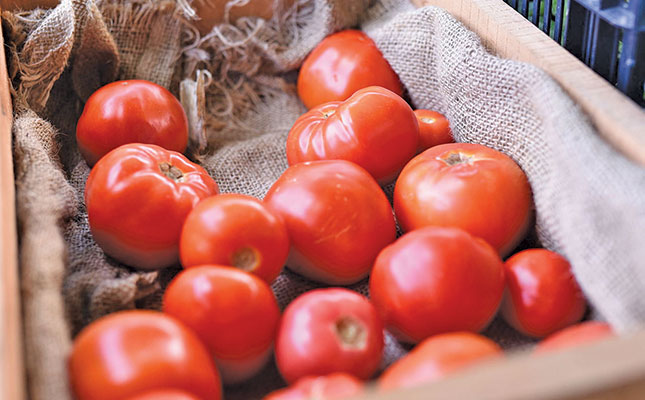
left=413, top=0, right=645, bottom=166
left=0, top=5, right=26, bottom=400
left=358, top=330, right=645, bottom=400
left=0, top=0, right=58, bottom=11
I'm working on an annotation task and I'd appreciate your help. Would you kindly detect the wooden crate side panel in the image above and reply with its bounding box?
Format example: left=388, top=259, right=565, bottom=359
left=0, top=6, right=26, bottom=400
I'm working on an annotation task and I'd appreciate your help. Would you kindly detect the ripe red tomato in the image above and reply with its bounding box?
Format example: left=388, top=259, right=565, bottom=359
left=414, top=109, right=453, bottom=150
left=534, top=321, right=614, bottom=353
left=125, top=390, right=202, bottom=400
left=393, top=143, right=533, bottom=256
left=179, top=193, right=288, bottom=283
left=378, top=332, right=502, bottom=391
left=297, top=30, right=402, bottom=109
left=287, top=86, right=419, bottom=184
left=263, top=373, right=364, bottom=400
left=263, top=160, right=396, bottom=284
left=163, top=266, right=280, bottom=384
left=275, top=288, right=384, bottom=384
left=76, top=80, right=188, bottom=166
left=502, top=249, right=587, bottom=338
left=369, top=226, right=505, bottom=343
left=68, top=310, right=221, bottom=400
left=85, top=143, right=218, bottom=270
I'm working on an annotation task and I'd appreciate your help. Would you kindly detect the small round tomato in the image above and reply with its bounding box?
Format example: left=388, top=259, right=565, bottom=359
left=287, top=86, right=419, bottom=184
left=263, top=373, right=364, bottom=400
left=179, top=193, right=288, bottom=283
left=502, top=249, right=587, bottom=338
left=85, top=144, right=218, bottom=270
left=163, top=266, right=280, bottom=385
left=68, top=311, right=221, bottom=400
left=297, top=30, right=403, bottom=109
left=394, top=143, right=532, bottom=256
left=378, top=332, right=502, bottom=391
left=125, top=390, right=202, bottom=400
left=275, top=288, right=384, bottom=384
left=534, top=321, right=614, bottom=353
left=263, top=160, right=396, bottom=285
left=414, top=109, right=453, bottom=150
left=369, top=226, right=505, bottom=343
left=77, top=80, right=188, bottom=166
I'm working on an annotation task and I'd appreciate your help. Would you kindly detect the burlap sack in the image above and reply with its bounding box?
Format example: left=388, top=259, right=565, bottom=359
left=5, top=0, right=645, bottom=399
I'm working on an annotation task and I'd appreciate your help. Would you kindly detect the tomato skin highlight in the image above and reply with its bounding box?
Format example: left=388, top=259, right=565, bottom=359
left=369, top=226, right=505, bottom=343
left=263, top=160, right=396, bottom=285
left=534, top=321, right=614, bottom=353
left=287, top=86, right=419, bottom=184
left=275, top=288, right=384, bottom=384
left=393, top=143, right=533, bottom=256
left=414, top=109, right=453, bottom=151
left=502, top=249, right=587, bottom=338
left=85, top=143, right=218, bottom=270
left=378, top=332, right=502, bottom=391
left=68, top=311, right=222, bottom=400
left=179, top=193, right=288, bottom=283
left=163, top=266, right=280, bottom=385
left=297, top=30, right=403, bottom=109
left=263, top=373, right=364, bottom=400
left=76, top=80, right=188, bottom=166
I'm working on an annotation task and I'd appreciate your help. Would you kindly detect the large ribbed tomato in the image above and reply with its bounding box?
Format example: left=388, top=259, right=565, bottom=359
left=263, top=160, right=396, bottom=285
left=369, top=226, right=505, bottom=343
left=394, top=143, right=533, bottom=256
left=163, top=266, right=280, bottom=385
left=76, top=80, right=188, bottom=166
left=287, top=86, right=419, bottom=184
left=378, top=332, right=502, bottom=391
left=85, top=143, right=218, bottom=270
left=502, top=249, right=587, bottom=338
left=297, top=30, right=402, bottom=109
left=68, top=311, right=221, bottom=400
left=275, top=288, right=384, bottom=384
left=263, top=373, right=364, bottom=400
left=179, top=193, right=289, bottom=283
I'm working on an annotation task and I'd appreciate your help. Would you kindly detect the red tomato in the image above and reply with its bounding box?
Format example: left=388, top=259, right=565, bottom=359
left=77, top=80, right=188, bottom=166
left=502, top=249, right=587, bottom=338
left=287, top=86, right=419, bottom=184
left=534, top=321, right=614, bottom=353
left=275, top=288, right=384, bottom=384
left=393, top=143, right=533, bottom=256
left=179, top=193, right=288, bottom=283
left=414, top=109, right=453, bottom=150
left=264, top=373, right=364, bottom=400
left=125, top=390, right=202, bottom=400
left=378, top=332, right=502, bottom=391
left=68, top=311, right=221, bottom=400
left=85, top=144, right=218, bottom=270
left=263, top=160, right=396, bottom=284
left=297, top=30, right=402, bottom=109
left=369, top=226, right=505, bottom=343
left=163, top=266, right=280, bottom=384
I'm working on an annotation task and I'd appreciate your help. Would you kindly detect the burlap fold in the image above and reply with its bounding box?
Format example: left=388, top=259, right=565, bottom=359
left=5, top=0, right=645, bottom=399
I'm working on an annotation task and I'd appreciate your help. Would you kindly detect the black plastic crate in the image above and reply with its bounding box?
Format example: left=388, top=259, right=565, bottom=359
left=505, top=0, right=645, bottom=106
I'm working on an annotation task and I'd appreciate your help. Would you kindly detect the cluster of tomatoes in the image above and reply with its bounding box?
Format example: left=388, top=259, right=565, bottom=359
left=68, top=30, right=614, bottom=400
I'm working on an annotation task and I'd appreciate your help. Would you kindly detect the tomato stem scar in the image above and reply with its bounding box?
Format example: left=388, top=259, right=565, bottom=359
left=232, top=247, right=259, bottom=272
left=335, top=317, right=367, bottom=349
left=441, top=152, right=475, bottom=166
left=159, top=162, right=185, bottom=182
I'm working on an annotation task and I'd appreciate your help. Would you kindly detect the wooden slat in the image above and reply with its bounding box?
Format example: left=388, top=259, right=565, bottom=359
left=0, top=0, right=59, bottom=11
left=359, top=330, right=645, bottom=400
left=413, top=0, right=645, bottom=166
left=0, top=6, right=26, bottom=400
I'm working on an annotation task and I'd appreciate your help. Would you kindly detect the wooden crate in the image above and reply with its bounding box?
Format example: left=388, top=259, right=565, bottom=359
left=1, top=1, right=644, bottom=399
